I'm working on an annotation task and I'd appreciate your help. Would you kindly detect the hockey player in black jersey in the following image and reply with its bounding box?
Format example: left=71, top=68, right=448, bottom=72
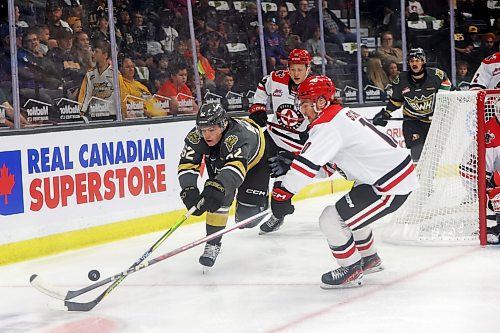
left=177, top=103, right=270, bottom=267
left=372, top=48, right=452, bottom=162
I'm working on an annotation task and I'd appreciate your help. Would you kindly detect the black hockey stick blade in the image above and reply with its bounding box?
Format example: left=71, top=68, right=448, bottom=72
left=30, top=206, right=198, bottom=301
left=49, top=209, right=270, bottom=311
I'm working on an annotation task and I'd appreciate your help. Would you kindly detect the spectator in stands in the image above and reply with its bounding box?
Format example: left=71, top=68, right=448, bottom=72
left=364, top=57, right=389, bottom=91
left=456, top=60, right=472, bottom=91
left=46, top=28, right=85, bottom=100
left=277, top=3, right=291, bottom=24
left=78, top=40, right=117, bottom=118
left=21, top=28, right=61, bottom=93
left=119, top=57, right=165, bottom=118
left=379, top=6, right=400, bottom=39
left=150, top=53, right=170, bottom=93
left=72, top=31, right=93, bottom=72
left=239, top=2, right=259, bottom=45
left=46, top=3, right=72, bottom=48
left=454, top=24, right=475, bottom=71
left=375, top=31, right=403, bottom=67
left=361, top=44, right=371, bottom=72
left=215, top=73, right=240, bottom=97
left=385, top=61, right=400, bottom=82
left=15, top=5, right=29, bottom=29
left=66, top=16, right=82, bottom=33
left=157, top=62, right=198, bottom=115
left=201, top=31, right=231, bottom=78
left=37, top=25, right=51, bottom=55
left=264, top=16, right=288, bottom=72
left=304, top=25, right=335, bottom=67
left=185, top=38, right=216, bottom=91
left=289, top=0, right=310, bottom=41
left=158, top=10, right=179, bottom=54
left=117, top=9, right=134, bottom=54
left=473, top=33, right=497, bottom=67
left=130, top=11, right=148, bottom=58
left=169, top=38, right=189, bottom=68
left=308, top=0, right=356, bottom=46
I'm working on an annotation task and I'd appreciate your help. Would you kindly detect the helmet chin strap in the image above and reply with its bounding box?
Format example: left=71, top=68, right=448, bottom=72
left=313, top=97, right=330, bottom=113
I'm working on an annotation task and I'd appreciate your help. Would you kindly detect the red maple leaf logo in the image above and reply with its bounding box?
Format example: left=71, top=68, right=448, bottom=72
left=0, top=163, right=15, bottom=205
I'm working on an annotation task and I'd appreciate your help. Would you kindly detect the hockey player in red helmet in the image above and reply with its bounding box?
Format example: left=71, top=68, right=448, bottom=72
left=249, top=48, right=313, bottom=234
left=270, top=75, right=419, bottom=289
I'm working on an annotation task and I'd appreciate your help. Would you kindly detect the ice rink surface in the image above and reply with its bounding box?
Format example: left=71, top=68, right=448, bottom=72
left=1, top=194, right=499, bottom=333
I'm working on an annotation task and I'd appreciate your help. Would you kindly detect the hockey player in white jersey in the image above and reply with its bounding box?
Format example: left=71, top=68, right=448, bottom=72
left=270, top=76, right=419, bottom=288
left=470, top=52, right=500, bottom=90
left=249, top=48, right=312, bottom=234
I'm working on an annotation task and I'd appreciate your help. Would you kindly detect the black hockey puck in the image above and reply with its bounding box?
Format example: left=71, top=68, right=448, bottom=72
left=88, top=270, right=100, bottom=281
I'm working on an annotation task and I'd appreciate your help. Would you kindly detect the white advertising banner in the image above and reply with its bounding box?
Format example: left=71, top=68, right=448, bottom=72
left=0, top=121, right=195, bottom=244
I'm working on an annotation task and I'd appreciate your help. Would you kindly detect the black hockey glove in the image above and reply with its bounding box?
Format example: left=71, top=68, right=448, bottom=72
left=180, top=186, right=203, bottom=216
left=372, top=108, right=392, bottom=127
left=248, top=104, right=268, bottom=127
left=199, top=179, right=226, bottom=213
left=269, top=151, right=296, bottom=177
left=271, top=182, right=295, bottom=219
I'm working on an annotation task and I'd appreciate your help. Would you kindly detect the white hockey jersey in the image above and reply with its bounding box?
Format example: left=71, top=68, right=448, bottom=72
left=78, top=65, right=116, bottom=115
left=470, top=52, right=500, bottom=90
left=252, top=70, right=309, bottom=152
left=282, top=105, right=419, bottom=195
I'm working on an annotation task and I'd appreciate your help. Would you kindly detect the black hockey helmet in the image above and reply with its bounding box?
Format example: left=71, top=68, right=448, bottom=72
left=407, top=48, right=426, bottom=63
left=196, top=102, right=228, bottom=129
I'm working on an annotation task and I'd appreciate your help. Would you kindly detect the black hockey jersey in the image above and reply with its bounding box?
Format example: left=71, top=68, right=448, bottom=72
left=178, top=118, right=265, bottom=194
left=386, top=68, right=452, bottom=123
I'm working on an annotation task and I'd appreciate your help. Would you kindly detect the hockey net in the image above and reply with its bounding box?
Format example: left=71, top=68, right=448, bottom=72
left=383, top=90, right=500, bottom=246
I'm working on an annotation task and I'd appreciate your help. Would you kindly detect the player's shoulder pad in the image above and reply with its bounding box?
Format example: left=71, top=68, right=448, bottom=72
left=184, top=126, right=209, bottom=151
left=271, top=70, right=290, bottom=85
left=483, top=52, right=500, bottom=65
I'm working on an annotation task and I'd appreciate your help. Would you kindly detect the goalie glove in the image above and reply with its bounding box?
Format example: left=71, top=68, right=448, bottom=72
left=269, top=151, right=296, bottom=177
left=248, top=104, right=268, bottom=127
left=372, top=108, right=392, bottom=127
left=271, top=182, right=295, bottom=219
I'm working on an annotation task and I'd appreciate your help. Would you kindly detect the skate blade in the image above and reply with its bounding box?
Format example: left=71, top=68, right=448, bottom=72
left=363, top=265, right=384, bottom=275
left=202, top=266, right=212, bottom=274
left=320, top=279, right=363, bottom=289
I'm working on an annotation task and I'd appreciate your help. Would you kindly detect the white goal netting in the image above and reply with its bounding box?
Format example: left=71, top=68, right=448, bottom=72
left=384, top=90, right=500, bottom=246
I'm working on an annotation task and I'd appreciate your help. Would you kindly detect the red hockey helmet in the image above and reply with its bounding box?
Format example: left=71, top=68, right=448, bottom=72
left=288, top=48, right=312, bottom=65
left=297, top=75, right=336, bottom=101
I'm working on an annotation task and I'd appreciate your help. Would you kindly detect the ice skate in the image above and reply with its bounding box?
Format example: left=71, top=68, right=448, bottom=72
left=361, top=253, right=384, bottom=275
left=320, top=261, right=363, bottom=289
left=199, top=243, right=221, bottom=267
left=259, top=215, right=284, bottom=234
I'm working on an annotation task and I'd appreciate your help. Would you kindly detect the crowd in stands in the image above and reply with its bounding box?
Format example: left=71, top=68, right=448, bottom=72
left=0, top=0, right=499, bottom=128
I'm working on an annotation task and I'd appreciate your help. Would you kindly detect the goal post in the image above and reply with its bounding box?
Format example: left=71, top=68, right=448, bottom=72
left=383, top=90, right=500, bottom=246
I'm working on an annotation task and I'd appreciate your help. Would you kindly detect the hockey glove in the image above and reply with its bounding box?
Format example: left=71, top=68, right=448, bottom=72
left=249, top=104, right=268, bottom=127
left=180, top=186, right=203, bottom=216
left=271, top=182, right=295, bottom=219
left=269, top=151, right=296, bottom=177
left=199, top=179, right=226, bottom=213
left=372, top=108, right=392, bottom=127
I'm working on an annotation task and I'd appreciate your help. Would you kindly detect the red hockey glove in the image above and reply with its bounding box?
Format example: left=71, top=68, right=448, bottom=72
left=271, top=182, right=295, bottom=219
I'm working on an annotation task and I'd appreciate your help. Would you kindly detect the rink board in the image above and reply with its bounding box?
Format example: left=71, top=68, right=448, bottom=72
left=0, top=107, right=402, bottom=264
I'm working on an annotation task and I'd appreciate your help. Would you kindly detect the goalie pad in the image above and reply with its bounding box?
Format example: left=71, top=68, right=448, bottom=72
left=487, top=187, right=500, bottom=213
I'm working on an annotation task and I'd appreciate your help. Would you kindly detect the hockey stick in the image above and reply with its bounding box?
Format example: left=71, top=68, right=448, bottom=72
left=32, top=209, right=270, bottom=312
left=31, top=205, right=199, bottom=301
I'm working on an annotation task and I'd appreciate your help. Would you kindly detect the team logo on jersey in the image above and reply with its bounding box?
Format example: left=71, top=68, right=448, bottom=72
left=402, top=87, right=410, bottom=94
left=435, top=68, right=444, bottom=79
left=224, top=135, right=238, bottom=152
left=273, top=89, right=283, bottom=97
left=187, top=131, right=201, bottom=145
left=404, top=94, right=434, bottom=112
left=275, top=70, right=285, bottom=78
left=276, top=103, right=304, bottom=130
left=486, top=130, right=495, bottom=144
